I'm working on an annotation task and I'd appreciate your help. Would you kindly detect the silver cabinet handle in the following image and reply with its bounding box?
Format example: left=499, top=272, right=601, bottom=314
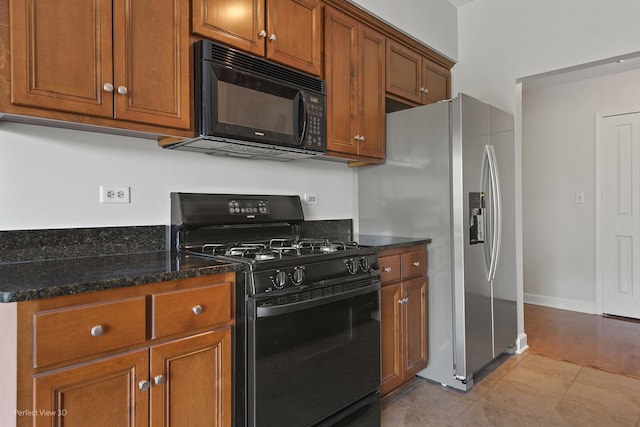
left=90, top=325, right=104, bottom=337
left=117, top=86, right=128, bottom=95
left=259, top=30, right=267, bottom=38
left=192, top=305, right=203, bottom=315
left=268, top=34, right=277, bottom=41
left=383, top=267, right=392, bottom=273
left=354, top=135, right=361, bottom=141
left=139, top=380, right=151, bottom=391
left=154, top=375, right=165, bottom=386
left=398, top=298, right=409, bottom=304
left=413, top=261, right=421, bottom=267
left=360, top=135, right=366, bottom=142
left=103, top=83, right=114, bottom=92
left=419, top=87, right=429, bottom=93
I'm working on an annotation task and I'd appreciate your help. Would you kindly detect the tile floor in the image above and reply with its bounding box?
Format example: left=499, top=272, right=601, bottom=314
left=381, top=352, right=640, bottom=426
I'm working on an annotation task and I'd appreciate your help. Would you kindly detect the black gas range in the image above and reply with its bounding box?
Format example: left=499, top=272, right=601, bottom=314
left=170, top=193, right=379, bottom=296
left=170, top=193, right=382, bottom=427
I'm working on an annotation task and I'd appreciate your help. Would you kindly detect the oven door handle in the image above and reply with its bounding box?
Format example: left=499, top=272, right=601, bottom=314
left=254, top=280, right=380, bottom=318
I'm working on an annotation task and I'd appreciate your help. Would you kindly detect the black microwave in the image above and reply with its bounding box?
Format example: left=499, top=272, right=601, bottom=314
left=164, top=40, right=326, bottom=161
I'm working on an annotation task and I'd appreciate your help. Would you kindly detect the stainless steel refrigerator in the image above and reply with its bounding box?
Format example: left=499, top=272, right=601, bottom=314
left=358, top=93, right=517, bottom=391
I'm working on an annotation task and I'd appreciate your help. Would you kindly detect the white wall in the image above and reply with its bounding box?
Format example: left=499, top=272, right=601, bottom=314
left=0, top=123, right=357, bottom=230
left=351, top=0, right=458, bottom=61
left=0, top=1, right=459, bottom=232
left=454, top=0, right=640, bottom=316
left=522, top=68, right=640, bottom=313
left=455, top=0, right=640, bottom=113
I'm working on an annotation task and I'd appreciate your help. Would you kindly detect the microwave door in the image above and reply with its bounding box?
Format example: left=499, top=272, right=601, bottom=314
left=208, top=64, right=300, bottom=147
left=295, top=92, right=307, bottom=147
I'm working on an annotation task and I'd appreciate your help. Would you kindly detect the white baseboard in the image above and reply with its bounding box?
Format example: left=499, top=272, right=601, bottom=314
left=524, top=293, right=598, bottom=314
left=515, top=333, right=528, bottom=354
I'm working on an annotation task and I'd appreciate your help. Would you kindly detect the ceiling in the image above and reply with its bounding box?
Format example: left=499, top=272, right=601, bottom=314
left=448, top=0, right=475, bottom=7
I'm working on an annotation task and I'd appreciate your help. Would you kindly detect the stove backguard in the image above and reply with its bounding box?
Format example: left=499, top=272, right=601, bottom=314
left=169, top=193, right=305, bottom=252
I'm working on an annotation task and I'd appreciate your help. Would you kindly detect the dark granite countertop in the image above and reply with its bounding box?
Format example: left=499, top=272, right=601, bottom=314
left=0, top=252, right=243, bottom=303
left=354, top=234, right=431, bottom=251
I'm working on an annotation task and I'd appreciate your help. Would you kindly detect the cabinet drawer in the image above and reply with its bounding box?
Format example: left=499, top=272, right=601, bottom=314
left=34, top=296, right=147, bottom=368
left=152, top=282, right=231, bottom=339
left=379, top=255, right=401, bottom=284
left=401, top=250, right=427, bottom=278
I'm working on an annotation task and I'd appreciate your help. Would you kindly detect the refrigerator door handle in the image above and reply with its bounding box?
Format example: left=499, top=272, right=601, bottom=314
left=487, top=144, right=502, bottom=281
left=481, top=146, right=492, bottom=281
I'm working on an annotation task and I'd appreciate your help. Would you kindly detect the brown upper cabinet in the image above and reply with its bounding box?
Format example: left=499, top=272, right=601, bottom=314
left=324, top=6, right=386, bottom=162
left=192, top=0, right=323, bottom=76
left=386, top=40, right=451, bottom=106
left=8, top=0, right=191, bottom=130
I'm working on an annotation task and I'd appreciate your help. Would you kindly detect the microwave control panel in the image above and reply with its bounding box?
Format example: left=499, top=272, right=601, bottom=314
left=304, top=93, right=326, bottom=150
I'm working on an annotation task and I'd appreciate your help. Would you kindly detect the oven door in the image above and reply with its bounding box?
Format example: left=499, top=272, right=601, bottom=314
left=247, top=279, right=381, bottom=427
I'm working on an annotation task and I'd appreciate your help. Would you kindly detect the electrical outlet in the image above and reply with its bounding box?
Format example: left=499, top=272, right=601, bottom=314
left=303, top=193, right=318, bottom=205
left=100, top=186, right=131, bottom=204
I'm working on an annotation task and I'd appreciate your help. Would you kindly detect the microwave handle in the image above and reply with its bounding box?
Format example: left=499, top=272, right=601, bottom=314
left=297, top=93, right=308, bottom=146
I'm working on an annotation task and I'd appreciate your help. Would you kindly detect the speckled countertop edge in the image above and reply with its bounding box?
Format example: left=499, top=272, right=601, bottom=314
left=0, top=252, right=244, bottom=303
left=354, top=234, right=432, bottom=252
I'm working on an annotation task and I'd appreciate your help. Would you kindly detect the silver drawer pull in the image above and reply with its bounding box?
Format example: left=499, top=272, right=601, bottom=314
left=90, top=325, right=104, bottom=337
left=154, top=375, right=165, bottom=386
left=139, top=380, right=151, bottom=391
left=413, top=261, right=421, bottom=267
left=398, top=298, right=409, bottom=304
left=383, top=267, right=392, bottom=273
left=192, top=305, right=203, bottom=315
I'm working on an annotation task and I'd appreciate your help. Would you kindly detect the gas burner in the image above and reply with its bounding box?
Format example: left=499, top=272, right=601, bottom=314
left=298, top=238, right=360, bottom=254
left=225, top=243, right=266, bottom=258
left=202, top=244, right=228, bottom=255
left=255, top=252, right=276, bottom=261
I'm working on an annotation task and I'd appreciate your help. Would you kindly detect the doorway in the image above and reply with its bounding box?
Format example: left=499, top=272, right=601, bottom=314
left=596, top=109, right=640, bottom=320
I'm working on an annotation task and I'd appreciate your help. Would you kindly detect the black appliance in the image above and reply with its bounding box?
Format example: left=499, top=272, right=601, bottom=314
left=163, top=40, right=327, bottom=161
left=170, top=193, right=381, bottom=427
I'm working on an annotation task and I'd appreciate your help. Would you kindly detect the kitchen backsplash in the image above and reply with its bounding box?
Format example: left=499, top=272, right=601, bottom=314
left=0, top=220, right=353, bottom=264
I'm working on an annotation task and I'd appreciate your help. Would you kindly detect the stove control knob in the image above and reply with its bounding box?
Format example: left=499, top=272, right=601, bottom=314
left=359, top=257, right=370, bottom=272
left=346, top=258, right=358, bottom=275
left=291, top=267, right=305, bottom=285
left=271, top=270, right=288, bottom=289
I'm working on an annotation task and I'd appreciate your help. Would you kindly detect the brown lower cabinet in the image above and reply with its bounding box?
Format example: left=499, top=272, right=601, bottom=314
left=7, top=273, right=235, bottom=427
left=379, top=245, right=428, bottom=395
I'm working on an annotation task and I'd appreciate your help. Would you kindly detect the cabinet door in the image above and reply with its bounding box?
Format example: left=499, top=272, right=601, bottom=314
left=10, top=0, right=114, bottom=117
left=422, top=59, right=450, bottom=104
left=192, top=0, right=265, bottom=57
left=113, top=0, right=190, bottom=129
left=150, top=328, right=232, bottom=427
left=33, top=349, right=149, bottom=427
left=385, top=40, right=422, bottom=105
left=266, top=0, right=322, bottom=76
left=403, top=277, right=428, bottom=377
left=380, top=283, right=403, bottom=395
left=358, top=25, right=385, bottom=159
left=324, top=7, right=359, bottom=156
